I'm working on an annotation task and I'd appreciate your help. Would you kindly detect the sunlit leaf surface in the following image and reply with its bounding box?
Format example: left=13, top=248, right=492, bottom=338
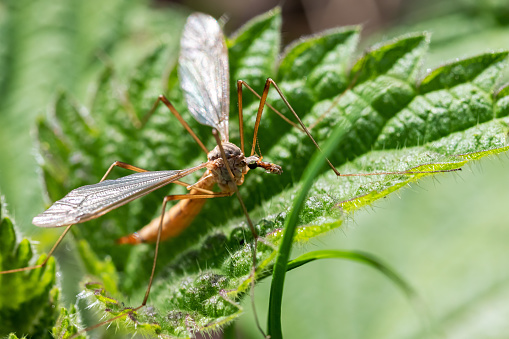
left=21, top=7, right=509, bottom=338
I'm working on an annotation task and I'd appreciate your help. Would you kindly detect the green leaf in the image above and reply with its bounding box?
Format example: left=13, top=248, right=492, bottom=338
left=376, top=52, right=508, bottom=149
left=279, top=25, right=360, bottom=99
left=0, top=196, right=88, bottom=338
left=0, top=197, right=58, bottom=338
left=267, top=249, right=421, bottom=338
left=496, top=84, right=509, bottom=118
left=52, top=305, right=86, bottom=339
left=0, top=0, right=186, bottom=231
left=352, top=33, right=429, bottom=84
left=285, top=250, right=416, bottom=298
left=77, top=240, right=119, bottom=295
left=420, top=52, right=508, bottom=92
left=229, top=8, right=281, bottom=95
left=35, top=8, right=508, bottom=338
left=268, top=118, right=349, bottom=339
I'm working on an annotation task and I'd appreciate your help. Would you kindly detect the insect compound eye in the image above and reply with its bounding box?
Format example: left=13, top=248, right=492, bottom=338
left=245, top=155, right=260, bottom=169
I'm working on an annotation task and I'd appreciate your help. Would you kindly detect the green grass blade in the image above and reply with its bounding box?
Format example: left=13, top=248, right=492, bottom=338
left=267, top=121, right=350, bottom=339
left=286, top=250, right=415, bottom=298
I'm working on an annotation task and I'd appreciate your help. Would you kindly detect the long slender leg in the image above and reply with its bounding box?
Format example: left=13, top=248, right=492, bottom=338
left=0, top=161, right=151, bottom=276
left=139, top=191, right=232, bottom=307
left=237, top=81, right=245, bottom=155
left=160, top=192, right=233, bottom=202
left=237, top=80, right=302, bottom=133
left=69, top=190, right=233, bottom=339
left=236, top=81, right=300, bottom=154
left=212, top=129, right=266, bottom=337
left=100, top=160, right=149, bottom=181
left=0, top=225, right=73, bottom=274
left=173, top=179, right=216, bottom=194
left=248, top=78, right=461, bottom=177
left=249, top=78, right=341, bottom=175
left=141, top=95, right=209, bottom=155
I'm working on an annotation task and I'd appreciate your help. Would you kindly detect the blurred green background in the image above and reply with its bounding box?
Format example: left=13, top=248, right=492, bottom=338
left=0, top=0, right=508, bottom=338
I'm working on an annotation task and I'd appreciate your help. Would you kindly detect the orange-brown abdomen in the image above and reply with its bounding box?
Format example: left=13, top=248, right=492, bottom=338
left=117, top=171, right=216, bottom=244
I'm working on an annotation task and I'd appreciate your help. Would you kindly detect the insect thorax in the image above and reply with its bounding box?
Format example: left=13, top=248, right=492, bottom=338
left=207, top=142, right=253, bottom=191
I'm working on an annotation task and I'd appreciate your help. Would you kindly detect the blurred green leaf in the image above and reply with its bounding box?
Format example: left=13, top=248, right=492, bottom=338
left=0, top=0, right=186, bottom=231
left=30, top=7, right=509, bottom=339
left=266, top=248, right=419, bottom=338
left=286, top=250, right=416, bottom=297
left=0, top=197, right=58, bottom=337
left=52, top=305, right=86, bottom=339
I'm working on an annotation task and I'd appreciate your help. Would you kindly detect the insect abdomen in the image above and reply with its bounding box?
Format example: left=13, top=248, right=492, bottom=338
left=117, top=172, right=216, bottom=244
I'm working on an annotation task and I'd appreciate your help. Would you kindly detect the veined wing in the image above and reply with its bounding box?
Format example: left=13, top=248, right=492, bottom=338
left=179, top=13, right=230, bottom=141
left=33, top=163, right=208, bottom=227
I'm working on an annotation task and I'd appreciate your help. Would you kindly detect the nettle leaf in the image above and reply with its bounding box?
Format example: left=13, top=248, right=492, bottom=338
left=35, top=8, right=508, bottom=338
left=0, top=197, right=58, bottom=337
left=52, top=305, right=86, bottom=339
left=0, top=197, right=86, bottom=338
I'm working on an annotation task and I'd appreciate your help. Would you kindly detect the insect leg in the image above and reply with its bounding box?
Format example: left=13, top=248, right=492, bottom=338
left=173, top=179, right=215, bottom=194
left=140, top=191, right=233, bottom=305
left=237, top=80, right=302, bottom=156
left=161, top=192, right=233, bottom=201
left=237, top=80, right=246, bottom=155
left=237, top=80, right=303, bottom=135
left=247, top=78, right=341, bottom=175
left=244, top=78, right=461, bottom=177
left=1, top=161, right=164, bottom=276
left=0, top=224, right=72, bottom=275
left=100, top=160, right=149, bottom=181
left=70, top=191, right=233, bottom=338
left=236, top=81, right=299, bottom=154
left=140, top=95, right=209, bottom=154
left=212, top=129, right=266, bottom=337
left=0, top=161, right=150, bottom=275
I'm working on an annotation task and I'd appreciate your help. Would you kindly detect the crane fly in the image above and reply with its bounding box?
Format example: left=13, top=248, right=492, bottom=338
left=1, top=12, right=303, bottom=337
left=1, top=12, right=461, bottom=338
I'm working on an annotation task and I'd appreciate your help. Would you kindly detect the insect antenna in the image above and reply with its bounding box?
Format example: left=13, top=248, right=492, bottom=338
left=212, top=129, right=267, bottom=338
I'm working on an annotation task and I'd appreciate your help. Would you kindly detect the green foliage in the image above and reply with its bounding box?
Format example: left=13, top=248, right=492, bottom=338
left=0, top=199, right=88, bottom=337
left=267, top=249, right=419, bottom=338
left=286, top=249, right=417, bottom=297
left=0, top=198, right=58, bottom=337
left=32, top=7, right=509, bottom=337
left=0, top=0, right=187, bottom=231
left=268, top=120, right=350, bottom=339
left=52, top=305, right=86, bottom=339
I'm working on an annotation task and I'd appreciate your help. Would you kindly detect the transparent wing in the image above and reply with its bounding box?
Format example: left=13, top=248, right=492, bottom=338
left=33, top=164, right=207, bottom=227
left=179, top=13, right=230, bottom=141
